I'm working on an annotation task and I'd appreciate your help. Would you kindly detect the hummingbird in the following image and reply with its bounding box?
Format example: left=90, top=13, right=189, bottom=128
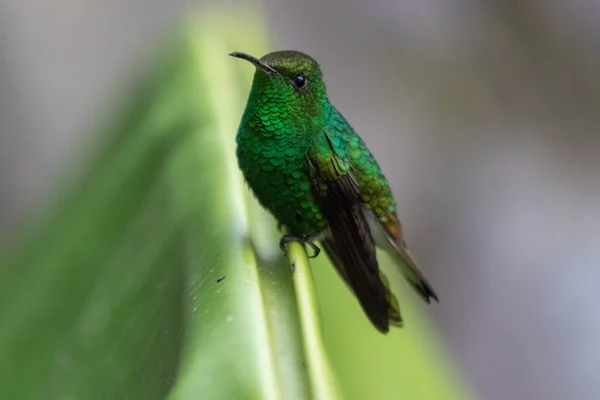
left=230, top=50, right=438, bottom=333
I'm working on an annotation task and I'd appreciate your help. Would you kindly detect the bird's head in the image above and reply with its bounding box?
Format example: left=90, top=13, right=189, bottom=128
left=230, top=50, right=331, bottom=135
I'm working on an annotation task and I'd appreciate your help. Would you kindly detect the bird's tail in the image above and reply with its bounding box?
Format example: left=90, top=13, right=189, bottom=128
left=389, top=244, right=439, bottom=304
left=364, top=208, right=439, bottom=304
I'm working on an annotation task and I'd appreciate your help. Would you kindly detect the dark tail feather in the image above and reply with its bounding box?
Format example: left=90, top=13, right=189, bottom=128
left=390, top=244, right=439, bottom=303
left=379, top=271, right=403, bottom=327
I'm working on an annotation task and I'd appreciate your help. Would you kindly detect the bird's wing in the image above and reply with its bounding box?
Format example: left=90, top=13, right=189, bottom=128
left=307, top=130, right=402, bottom=332
left=330, top=108, right=438, bottom=303
left=321, top=237, right=402, bottom=329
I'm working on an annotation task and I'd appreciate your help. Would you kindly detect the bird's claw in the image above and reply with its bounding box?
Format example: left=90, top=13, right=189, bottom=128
left=279, top=235, right=321, bottom=258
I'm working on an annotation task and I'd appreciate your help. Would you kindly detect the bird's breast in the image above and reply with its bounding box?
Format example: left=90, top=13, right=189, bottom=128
left=236, top=127, right=327, bottom=236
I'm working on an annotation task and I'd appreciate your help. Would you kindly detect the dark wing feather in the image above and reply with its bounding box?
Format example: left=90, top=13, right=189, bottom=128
left=322, top=237, right=403, bottom=329
left=308, top=131, right=404, bottom=332
left=315, top=172, right=394, bottom=333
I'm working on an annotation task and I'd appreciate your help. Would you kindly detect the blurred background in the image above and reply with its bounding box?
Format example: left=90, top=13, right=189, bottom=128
left=1, top=1, right=599, bottom=399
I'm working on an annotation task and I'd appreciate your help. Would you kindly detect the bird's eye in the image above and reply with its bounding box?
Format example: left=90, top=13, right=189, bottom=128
left=292, top=74, right=308, bottom=90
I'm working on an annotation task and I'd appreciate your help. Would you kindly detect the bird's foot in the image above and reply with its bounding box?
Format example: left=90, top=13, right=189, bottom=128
left=279, top=235, right=321, bottom=258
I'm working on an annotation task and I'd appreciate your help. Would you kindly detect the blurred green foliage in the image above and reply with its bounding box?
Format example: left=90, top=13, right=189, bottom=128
left=0, top=9, right=473, bottom=400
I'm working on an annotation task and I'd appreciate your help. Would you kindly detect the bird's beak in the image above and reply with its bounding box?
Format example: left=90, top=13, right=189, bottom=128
left=229, top=51, right=278, bottom=74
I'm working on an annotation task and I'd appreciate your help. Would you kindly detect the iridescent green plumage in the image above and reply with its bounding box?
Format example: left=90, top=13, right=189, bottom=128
left=232, top=50, right=438, bottom=333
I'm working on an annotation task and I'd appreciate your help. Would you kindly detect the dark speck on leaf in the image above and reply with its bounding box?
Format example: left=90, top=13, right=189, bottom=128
left=291, top=263, right=295, bottom=274
left=217, top=276, right=226, bottom=283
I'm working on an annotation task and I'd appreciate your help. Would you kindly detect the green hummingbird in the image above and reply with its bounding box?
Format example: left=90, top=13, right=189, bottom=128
left=230, top=50, right=438, bottom=333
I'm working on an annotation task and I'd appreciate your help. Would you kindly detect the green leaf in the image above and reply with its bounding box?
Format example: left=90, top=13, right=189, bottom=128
left=0, top=8, right=473, bottom=400
left=0, top=10, right=340, bottom=400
